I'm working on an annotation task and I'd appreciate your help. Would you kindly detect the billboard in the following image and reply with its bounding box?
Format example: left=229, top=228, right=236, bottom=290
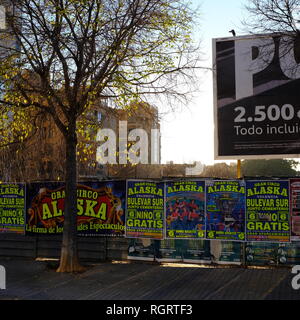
left=213, top=34, right=300, bottom=159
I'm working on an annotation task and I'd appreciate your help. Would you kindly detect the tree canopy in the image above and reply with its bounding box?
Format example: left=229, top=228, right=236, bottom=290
left=0, top=0, right=201, bottom=134
left=201, top=162, right=237, bottom=179
left=242, top=159, right=299, bottom=177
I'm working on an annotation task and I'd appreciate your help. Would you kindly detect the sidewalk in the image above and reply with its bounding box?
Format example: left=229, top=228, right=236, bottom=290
left=0, top=257, right=299, bottom=300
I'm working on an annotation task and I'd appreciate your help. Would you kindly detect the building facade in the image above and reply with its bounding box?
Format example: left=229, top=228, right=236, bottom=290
left=0, top=101, right=161, bottom=182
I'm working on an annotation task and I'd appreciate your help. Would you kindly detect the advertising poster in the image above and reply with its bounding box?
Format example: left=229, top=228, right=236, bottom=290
left=26, top=181, right=126, bottom=236
left=183, top=240, right=211, bottom=264
left=157, top=239, right=183, bottom=262
left=165, top=180, right=205, bottom=239
left=217, top=241, right=242, bottom=265
left=246, top=242, right=278, bottom=266
left=277, top=243, right=300, bottom=265
left=213, top=34, right=300, bottom=159
left=125, top=180, right=164, bottom=239
left=246, top=180, right=290, bottom=242
left=26, top=182, right=64, bottom=235
left=290, top=178, right=300, bottom=241
left=0, top=183, right=25, bottom=234
left=206, top=180, right=246, bottom=241
left=127, top=238, right=155, bottom=261
left=127, top=239, right=184, bottom=262
left=78, top=181, right=126, bottom=236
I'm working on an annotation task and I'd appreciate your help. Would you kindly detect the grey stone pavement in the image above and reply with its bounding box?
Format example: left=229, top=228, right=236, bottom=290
left=0, top=257, right=299, bottom=300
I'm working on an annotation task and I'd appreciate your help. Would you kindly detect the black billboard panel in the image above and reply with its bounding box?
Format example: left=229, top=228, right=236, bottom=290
left=213, top=34, right=300, bottom=159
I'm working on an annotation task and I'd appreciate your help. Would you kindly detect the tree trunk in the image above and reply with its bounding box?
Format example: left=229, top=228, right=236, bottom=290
left=56, top=127, right=85, bottom=273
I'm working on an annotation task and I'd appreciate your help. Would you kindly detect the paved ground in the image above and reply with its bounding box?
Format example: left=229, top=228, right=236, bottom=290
left=0, top=258, right=299, bottom=300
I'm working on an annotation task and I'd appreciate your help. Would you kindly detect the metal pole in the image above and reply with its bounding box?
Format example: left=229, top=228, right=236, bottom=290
left=237, top=159, right=242, bottom=179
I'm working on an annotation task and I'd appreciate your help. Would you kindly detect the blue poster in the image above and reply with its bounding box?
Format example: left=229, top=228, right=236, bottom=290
left=206, top=180, right=246, bottom=241
left=165, top=180, right=205, bottom=239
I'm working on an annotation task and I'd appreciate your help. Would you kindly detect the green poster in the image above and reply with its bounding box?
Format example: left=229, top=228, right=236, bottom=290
left=246, top=242, right=278, bottom=266
left=0, top=183, right=25, bottom=234
left=183, top=240, right=212, bottom=264
left=246, top=180, right=290, bottom=242
left=157, top=239, right=183, bottom=262
left=126, top=180, right=164, bottom=239
left=217, top=241, right=242, bottom=265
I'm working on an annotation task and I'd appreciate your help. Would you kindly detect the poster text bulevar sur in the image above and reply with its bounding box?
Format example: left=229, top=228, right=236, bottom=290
left=126, top=180, right=164, bottom=239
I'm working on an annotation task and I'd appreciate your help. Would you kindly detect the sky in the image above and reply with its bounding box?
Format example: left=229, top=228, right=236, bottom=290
left=160, top=0, right=247, bottom=165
